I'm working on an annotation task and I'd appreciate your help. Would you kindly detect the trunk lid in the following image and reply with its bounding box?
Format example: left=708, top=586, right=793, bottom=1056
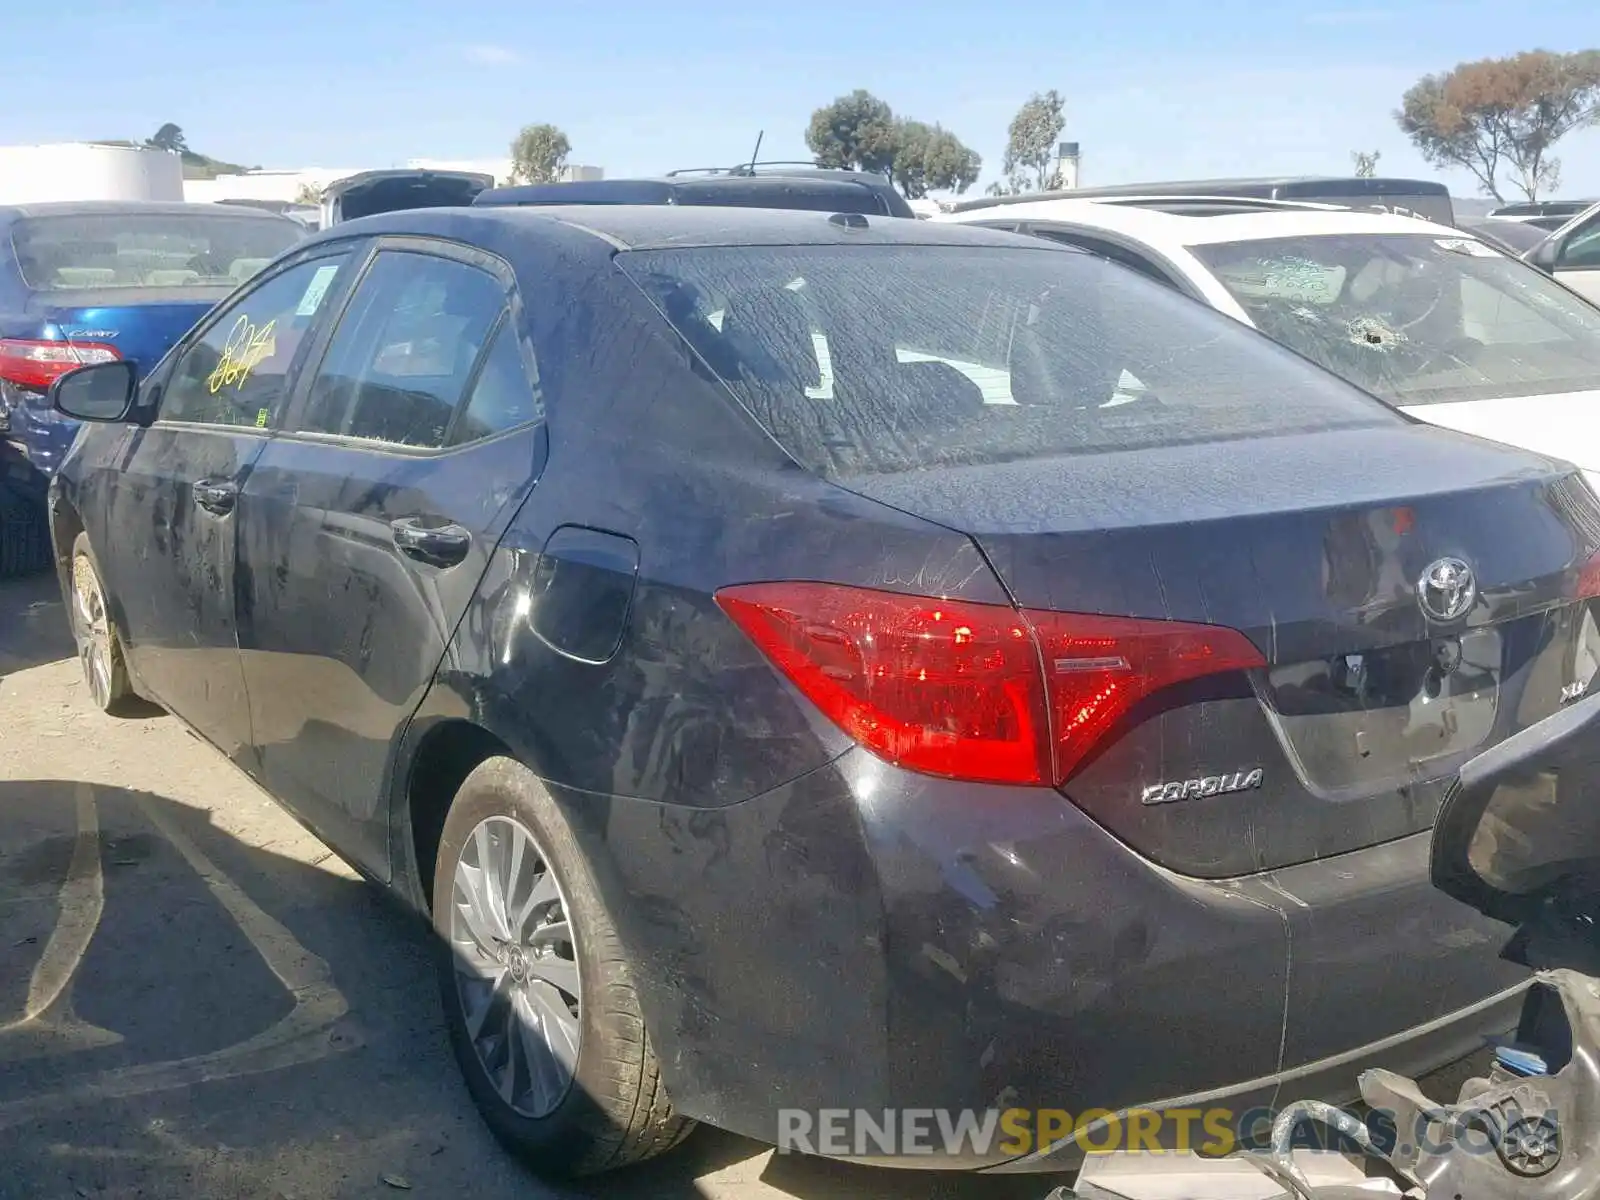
left=840, top=424, right=1600, bottom=876
left=2, top=292, right=220, bottom=475
left=321, top=169, right=493, bottom=225
left=24, top=289, right=222, bottom=377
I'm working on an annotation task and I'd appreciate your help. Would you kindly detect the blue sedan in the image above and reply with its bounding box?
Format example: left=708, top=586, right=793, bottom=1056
left=0, top=200, right=303, bottom=575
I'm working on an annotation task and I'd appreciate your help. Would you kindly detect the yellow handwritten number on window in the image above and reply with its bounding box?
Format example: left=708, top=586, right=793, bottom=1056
left=207, top=314, right=278, bottom=395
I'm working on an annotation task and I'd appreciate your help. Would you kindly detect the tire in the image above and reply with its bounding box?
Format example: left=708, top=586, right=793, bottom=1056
left=0, top=478, right=51, bottom=579
left=66, top=532, right=137, bottom=714
left=432, top=757, right=694, bottom=1178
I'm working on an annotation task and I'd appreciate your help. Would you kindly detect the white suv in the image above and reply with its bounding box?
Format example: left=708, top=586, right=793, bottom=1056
left=938, top=195, right=1600, bottom=472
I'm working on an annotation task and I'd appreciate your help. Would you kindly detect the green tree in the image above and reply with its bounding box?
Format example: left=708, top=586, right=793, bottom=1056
left=890, top=120, right=981, bottom=197
left=509, top=123, right=572, bottom=185
left=1001, top=90, right=1066, bottom=194
left=146, top=122, right=189, bottom=155
left=805, top=90, right=899, bottom=176
left=1398, top=50, right=1600, bottom=201
left=1351, top=149, right=1381, bottom=178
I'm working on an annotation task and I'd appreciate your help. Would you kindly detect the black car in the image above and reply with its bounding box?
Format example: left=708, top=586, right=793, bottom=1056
left=43, top=204, right=1600, bottom=1179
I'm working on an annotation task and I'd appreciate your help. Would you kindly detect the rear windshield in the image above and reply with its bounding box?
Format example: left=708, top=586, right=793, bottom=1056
left=616, top=243, right=1393, bottom=477
left=11, top=212, right=303, bottom=291
left=1191, top=234, right=1600, bottom=406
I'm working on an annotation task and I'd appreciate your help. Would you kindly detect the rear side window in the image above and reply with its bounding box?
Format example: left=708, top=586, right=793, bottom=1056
left=447, top=320, right=543, bottom=445
left=296, top=250, right=510, bottom=448
left=618, top=244, right=1392, bottom=477
left=11, top=212, right=302, bottom=290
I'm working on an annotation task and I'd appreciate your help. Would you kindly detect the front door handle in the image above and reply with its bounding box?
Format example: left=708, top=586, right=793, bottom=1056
left=390, top=517, right=472, bottom=568
left=193, top=478, right=238, bottom=516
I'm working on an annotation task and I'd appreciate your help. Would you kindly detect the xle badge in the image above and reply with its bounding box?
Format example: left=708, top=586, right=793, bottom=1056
left=1141, top=769, right=1264, bottom=806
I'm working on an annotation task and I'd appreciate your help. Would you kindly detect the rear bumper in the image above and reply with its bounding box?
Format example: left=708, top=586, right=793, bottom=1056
left=984, top=979, right=1523, bottom=1171
left=561, top=746, right=1528, bottom=1170
left=0, top=437, right=48, bottom=506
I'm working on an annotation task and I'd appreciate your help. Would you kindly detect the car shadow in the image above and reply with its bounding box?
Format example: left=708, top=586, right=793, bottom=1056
left=0, top=570, right=74, bottom=678
left=0, top=778, right=1076, bottom=1200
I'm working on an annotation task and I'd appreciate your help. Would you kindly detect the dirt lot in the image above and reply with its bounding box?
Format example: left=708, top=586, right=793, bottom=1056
left=0, top=571, right=1081, bottom=1200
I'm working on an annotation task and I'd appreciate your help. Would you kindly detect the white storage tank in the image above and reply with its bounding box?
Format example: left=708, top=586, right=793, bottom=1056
left=0, top=143, right=186, bottom=205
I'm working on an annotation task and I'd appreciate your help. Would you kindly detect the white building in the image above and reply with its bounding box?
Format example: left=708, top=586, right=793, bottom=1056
left=186, top=160, right=605, bottom=205
left=0, top=143, right=185, bottom=205
left=184, top=168, right=367, bottom=206
left=1052, top=141, right=1082, bottom=190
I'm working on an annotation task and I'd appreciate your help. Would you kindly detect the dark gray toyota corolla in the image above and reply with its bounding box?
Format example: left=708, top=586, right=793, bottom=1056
left=41, top=203, right=1600, bottom=1178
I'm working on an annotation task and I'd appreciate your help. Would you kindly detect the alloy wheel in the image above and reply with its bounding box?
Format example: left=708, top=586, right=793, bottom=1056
left=450, top=815, right=583, bottom=1119
left=70, top=553, right=114, bottom=708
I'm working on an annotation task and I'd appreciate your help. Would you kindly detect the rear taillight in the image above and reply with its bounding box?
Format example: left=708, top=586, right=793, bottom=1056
left=0, top=338, right=121, bottom=391
left=1571, top=550, right=1600, bottom=602
left=716, top=582, right=1265, bottom=787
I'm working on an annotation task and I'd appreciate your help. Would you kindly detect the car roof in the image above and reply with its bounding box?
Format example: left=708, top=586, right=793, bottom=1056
left=940, top=197, right=1463, bottom=250
left=319, top=203, right=1066, bottom=254
left=0, top=200, right=299, bottom=223
left=475, top=173, right=907, bottom=213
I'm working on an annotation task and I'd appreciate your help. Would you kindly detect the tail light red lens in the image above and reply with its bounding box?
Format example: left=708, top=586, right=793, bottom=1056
left=716, top=582, right=1266, bottom=787
left=1571, top=550, right=1600, bottom=602
left=0, top=338, right=122, bottom=391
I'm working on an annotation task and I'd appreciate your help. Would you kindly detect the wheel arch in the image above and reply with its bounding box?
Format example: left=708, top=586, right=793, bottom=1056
left=395, top=715, right=516, bottom=913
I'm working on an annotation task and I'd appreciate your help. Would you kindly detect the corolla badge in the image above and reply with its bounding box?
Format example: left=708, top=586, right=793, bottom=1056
left=1141, top=769, right=1263, bottom=806
left=1417, top=556, right=1477, bottom=623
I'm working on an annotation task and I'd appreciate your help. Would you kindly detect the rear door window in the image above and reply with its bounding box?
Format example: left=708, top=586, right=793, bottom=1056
left=618, top=243, right=1393, bottom=478
left=293, top=249, right=512, bottom=449
left=158, top=253, right=352, bottom=429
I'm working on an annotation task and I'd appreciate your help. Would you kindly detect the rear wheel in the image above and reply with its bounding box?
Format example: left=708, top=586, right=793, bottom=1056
left=432, top=757, right=693, bottom=1178
left=67, top=532, right=136, bottom=714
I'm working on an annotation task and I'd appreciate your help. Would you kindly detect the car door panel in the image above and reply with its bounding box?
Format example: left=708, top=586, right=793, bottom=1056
left=236, top=240, right=546, bottom=874
left=94, top=249, right=360, bottom=763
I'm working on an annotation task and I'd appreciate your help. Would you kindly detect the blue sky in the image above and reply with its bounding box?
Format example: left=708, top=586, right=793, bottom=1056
left=3, top=0, right=1598, bottom=200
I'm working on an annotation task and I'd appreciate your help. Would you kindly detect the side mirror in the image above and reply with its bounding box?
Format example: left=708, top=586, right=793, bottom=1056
left=49, top=360, right=138, bottom=422
left=1526, top=237, right=1561, bottom=274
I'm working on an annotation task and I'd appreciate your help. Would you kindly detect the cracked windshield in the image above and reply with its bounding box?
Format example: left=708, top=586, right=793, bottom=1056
left=4, top=3, right=1600, bottom=1200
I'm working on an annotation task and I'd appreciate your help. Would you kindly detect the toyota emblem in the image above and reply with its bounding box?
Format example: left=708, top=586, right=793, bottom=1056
left=1417, top=557, right=1477, bottom=623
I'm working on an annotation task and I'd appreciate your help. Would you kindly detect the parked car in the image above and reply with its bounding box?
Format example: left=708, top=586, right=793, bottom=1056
left=1487, top=198, right=1597, bottom=231
left=1454, top=214, right=1551, bottom=256
left=477, top=162, right=914, bottom=218
left=46, top=204, right=1600, bottom=1179
left=0, top=201, right=306, bottom=576
left=1525, top=199, right=1600, bottom=308
left=941, top=196, right=1600, bottom=473
left=954, top=175, right=1457, bottom=226
left=320, top=168, right=495, bottom=226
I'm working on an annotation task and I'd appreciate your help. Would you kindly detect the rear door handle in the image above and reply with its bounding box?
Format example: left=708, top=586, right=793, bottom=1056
left=193, top=479, right=238, bottom=516
left=390, top=517, right=472, bottom=568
